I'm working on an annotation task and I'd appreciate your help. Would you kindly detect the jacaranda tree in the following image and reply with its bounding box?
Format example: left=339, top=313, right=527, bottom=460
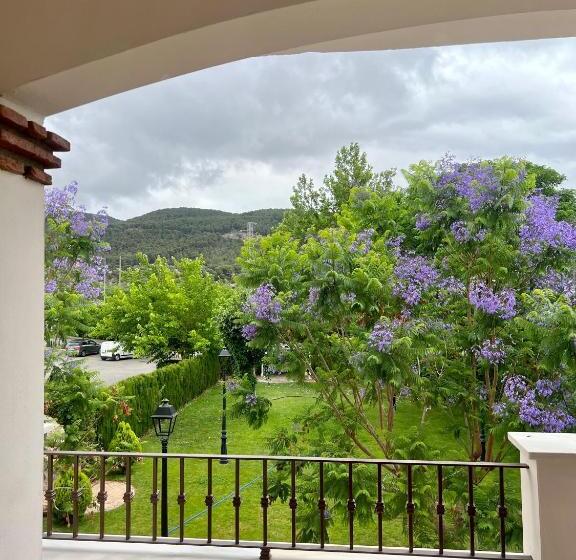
left=44, top=182, right=109, bottom=346
left=235, top=144, right=576, bottom=547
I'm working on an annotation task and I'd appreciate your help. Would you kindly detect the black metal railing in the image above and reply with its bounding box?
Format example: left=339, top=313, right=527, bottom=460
left=43, top=451, right=530, bottom=559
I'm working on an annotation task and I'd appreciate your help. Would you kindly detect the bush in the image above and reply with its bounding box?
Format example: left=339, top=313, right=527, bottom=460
left=54, top=468, right=93, bottom=524
left=108, top=421, right=143, bottom=471
left=98, top=354, right=220, bottom=447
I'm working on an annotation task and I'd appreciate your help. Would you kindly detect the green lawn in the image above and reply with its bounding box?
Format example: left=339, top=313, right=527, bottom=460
left=52, top=380, right=521, bottom=550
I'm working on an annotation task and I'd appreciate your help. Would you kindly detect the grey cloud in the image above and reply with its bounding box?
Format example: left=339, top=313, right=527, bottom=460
left=47, top=38, right=576, bottom=218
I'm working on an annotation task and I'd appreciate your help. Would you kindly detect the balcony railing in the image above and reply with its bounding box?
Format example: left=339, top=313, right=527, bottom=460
left=43, top=451, right=530, bottom=559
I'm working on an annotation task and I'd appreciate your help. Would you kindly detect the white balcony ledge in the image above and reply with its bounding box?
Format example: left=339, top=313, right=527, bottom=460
left=43, top=539, right=528, bottom=560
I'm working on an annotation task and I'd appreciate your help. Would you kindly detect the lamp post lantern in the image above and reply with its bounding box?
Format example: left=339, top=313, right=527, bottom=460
left=151, top=398, right=177, bottom=537
left=218, top=348, right=232, bottom=464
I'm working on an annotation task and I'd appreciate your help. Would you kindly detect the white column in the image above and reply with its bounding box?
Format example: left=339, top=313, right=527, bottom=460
left=0, top=98, right=45, bottom=560
left=509, top=432, right=576, bottom=560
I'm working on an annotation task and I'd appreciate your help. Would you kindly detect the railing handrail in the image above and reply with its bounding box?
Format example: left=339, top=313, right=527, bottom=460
left=44, top=449, right=528, bottom=468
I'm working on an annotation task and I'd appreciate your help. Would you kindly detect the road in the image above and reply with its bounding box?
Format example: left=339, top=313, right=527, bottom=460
left=70, top=354, right=157, bottom=386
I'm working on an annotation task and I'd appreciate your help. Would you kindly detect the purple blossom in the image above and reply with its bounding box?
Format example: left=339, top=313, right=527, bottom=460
left=393, top=254, right=439, bottom=305
left=450, top=221, right=471, bottom=242
left=536, top=269, right=576, bottom=304
left=245, top=393, right=258, bottom=407
left=244, top=284, right=282, bottom=323
left=226, top=380, right=240, bottom=392
left=306, top=287, right=320, bottom=311
left=415, top=214, right=432, bottom=231
left=436, top=159, right=502, bottom=213
left=474, top=338, right=506, bottom=364
left=44, top=279, right=57, bottom=294
left=341, top=292, right=356, bottom=304
left=241, top=324, right=258, bottom=341
left=369, top=322, right=394, bottom=353
left=437, top=276, right=465, bottom=296
left=500, top=375, right=575, bottom=432
left=520, top=195, right=576, bottom=254
left=475, top=229, right=487, bottom=242
left=350, top=229, right=375, bottom=255
left=468, top=280, right=516, bottom=319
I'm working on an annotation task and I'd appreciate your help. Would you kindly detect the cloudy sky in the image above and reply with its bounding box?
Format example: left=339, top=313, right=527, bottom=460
left=47, top=37, right=576, bottom=220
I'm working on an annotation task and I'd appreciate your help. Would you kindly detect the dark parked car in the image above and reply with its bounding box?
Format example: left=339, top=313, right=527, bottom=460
left=65, top=339, right=101, bottom=357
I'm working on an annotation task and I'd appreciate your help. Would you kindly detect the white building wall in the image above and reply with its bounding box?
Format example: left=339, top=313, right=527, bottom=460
left=0, top=98, right=45, bottom=560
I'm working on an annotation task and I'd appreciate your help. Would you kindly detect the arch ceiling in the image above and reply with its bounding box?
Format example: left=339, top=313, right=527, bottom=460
left=2, top=0, right=576, bottom=115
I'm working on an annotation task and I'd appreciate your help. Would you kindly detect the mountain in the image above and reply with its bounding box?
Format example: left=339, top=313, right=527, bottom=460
left=103, top=207, right=286, bottom=278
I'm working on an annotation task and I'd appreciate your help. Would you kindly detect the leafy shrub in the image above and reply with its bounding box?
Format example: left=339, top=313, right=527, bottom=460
left=54, top=468, right=93, bottom=524
left=98, top=354, right=219, bottom=447
left=108, top=421, right=142, bottom=472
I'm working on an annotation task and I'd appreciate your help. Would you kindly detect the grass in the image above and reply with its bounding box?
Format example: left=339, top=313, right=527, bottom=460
left=51, top=380, right=521, bottom=551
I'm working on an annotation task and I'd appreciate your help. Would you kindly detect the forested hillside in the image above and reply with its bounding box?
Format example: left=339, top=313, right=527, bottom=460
left=103, top=207, right=285, bottom=278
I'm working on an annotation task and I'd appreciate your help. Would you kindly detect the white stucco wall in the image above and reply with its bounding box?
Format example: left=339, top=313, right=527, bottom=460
left=0, top=98, right=46, bottom=560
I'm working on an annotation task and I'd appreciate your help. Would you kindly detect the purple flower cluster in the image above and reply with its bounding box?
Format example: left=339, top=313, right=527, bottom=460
left=350, top=229, right=375, bottom=255
left=519, top=195, right=576, bottom=254
left=226, top=380, right=240, bottom=392
left=241, top=324, right=258, bottom=341
left=499, top=375, right=576, bottom=432
left=393, top=254, right=439, bottom=305
left=436, top=158, right=502, bottom=213
left=536, top=269, right=576, bottom=305
left=369, top=322, right=394, bottom=353
left=415, top=214, right=432, bottom=231
left=437, top=276, right=465, bottom=296
left=306, top=287, right=320, bottom=311
left=244, top=283, right=282, bottom=323
left=474, top=338, right=506, bottom=364
left=386, top=235, right=405, bottom=256
left=341, top=292, right=356, bottom=304
left=450, top=221, right=487, bottom=243
left=245, top=393, right=258, bottom=407
left=468, top=280, right=516, bottom=319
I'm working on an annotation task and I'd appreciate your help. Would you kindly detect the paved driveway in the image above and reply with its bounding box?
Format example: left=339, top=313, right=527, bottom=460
left=70, top=354, right=156, bottom=386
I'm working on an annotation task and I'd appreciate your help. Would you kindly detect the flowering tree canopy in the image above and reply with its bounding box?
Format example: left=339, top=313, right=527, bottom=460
left=44, top=182, right=110, bottom=345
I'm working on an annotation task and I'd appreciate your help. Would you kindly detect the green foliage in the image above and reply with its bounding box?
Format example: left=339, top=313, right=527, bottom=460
left=108, top=421, right=143, bottom=471
left=228, top=373, right=272, bottom=428
left=98, top=355, right=219, bottom=447
left=103, top=207, right=285, bottom=279
left=54, top=468, right=93, bottom=523
left=44, top=360, right=124, bottom=449
left=94, top=255, right=227, bottom=364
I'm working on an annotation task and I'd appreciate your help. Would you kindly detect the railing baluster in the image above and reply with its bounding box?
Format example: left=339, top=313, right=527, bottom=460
left=437, top=465, right=445, bottom=555
left=347, top=462, right=356, bottom=550
left=318, top=461, right=326, bottom=549
left=206, top=458, right=213, bottom=543
left=44, top=453, right=54, bottom=537
left=72, top=455, right=79, bottom=539
left=98, top=455, right=107, bottom=539
left=233, top=458, right=241, bottom=544
left=467, top=465, right=476, bottom=556
left=498, top=466, right=508, bottom=558
left=406, top=464, right=414, bottom=553
left=151, top=457, right=158, bottom=541
left=261, top=459, right=269, bottom=547
left=376, top=463, right=383, bottom=551
left=178, top=458, right=186, bottom=542
left=124, top=457, right=133, bottom=540
left=290, top=460, right=297, bottom=548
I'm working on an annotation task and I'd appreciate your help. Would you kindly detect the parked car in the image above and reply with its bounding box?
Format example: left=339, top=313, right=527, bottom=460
left=65, top=338, right=101, bottom=357
left=100, top=341, right=133, bottom=361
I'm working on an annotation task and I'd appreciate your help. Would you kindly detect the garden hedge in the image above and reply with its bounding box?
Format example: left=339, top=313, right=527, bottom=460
left=98, top=354, right=219, bottom=447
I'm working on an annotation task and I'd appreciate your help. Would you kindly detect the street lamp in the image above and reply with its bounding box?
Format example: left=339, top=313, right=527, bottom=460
left=151, top=398, right=177, bottom=537
left=218, top=348, right=232, bottom=464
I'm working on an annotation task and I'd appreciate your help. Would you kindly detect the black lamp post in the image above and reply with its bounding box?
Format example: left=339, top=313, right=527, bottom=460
left=218, top=348, right=232, bottom=464
left=151, top=398, right=177, bottom=537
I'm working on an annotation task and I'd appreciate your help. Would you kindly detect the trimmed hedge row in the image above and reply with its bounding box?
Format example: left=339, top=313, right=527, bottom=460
left=98, top=354, right=220, bottom=448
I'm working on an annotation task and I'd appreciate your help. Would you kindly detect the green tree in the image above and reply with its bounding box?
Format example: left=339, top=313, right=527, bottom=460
left=94, top=254, right=227, bottom=364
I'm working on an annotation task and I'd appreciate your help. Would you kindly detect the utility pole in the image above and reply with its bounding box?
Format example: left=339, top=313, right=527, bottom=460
left=118, top=254, right=122, bottom=286
left=247, top=222, right=256, bottom=238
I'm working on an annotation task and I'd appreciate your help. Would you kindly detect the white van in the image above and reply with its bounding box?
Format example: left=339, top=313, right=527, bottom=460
left=100, top=341, right=133, bottom=361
